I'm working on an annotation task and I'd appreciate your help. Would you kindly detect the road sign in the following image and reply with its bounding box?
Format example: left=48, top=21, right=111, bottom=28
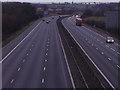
left=44, top=10, right=49, bottom=15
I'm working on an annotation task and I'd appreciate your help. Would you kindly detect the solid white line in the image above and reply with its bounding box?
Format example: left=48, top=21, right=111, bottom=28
left=10, top=79, right=14, bottom=83
left=82, top=25, right=120, bottom=48
left=58, top=31, right=75, bottom=88
left=17, top=67, right=21, bottom=71
left=117, top=65, right=120, bottom=69
left=42, top=78, right=45, bottom=83
left=0, top=22, right=41, bottom=63
left=62, top=21, right=115, bottom=88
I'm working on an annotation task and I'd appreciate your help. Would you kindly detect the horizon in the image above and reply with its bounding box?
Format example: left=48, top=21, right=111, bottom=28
left=1, top=0, right=120, bottom=3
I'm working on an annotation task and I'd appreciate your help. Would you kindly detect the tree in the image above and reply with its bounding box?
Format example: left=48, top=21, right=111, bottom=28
left=2, top=2, right=38, bottom=41
left=82, top=9, right=93, bottom=18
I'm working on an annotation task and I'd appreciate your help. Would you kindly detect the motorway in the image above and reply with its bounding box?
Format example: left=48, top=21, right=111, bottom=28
left=62, top=17, right=120, bottom=88
left=2, top=16, right=74, bottom=88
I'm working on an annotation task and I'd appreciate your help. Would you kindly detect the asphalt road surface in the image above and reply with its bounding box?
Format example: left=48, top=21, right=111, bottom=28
left=62, top=17, right=120, bottom=88
left=2, top=16, right=74, bottom=88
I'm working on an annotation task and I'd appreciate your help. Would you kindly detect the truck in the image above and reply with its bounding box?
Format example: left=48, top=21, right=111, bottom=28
left=76, top=18, right=83, bottom=26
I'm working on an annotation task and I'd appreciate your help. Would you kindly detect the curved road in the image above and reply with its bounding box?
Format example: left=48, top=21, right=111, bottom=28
left=2, top=16, right=74, bottom=88
left=62, top=17, right=120, bottom=88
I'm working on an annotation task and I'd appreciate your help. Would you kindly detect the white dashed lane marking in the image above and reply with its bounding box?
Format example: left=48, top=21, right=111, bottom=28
left=108, top=58, right=111, bottom=60
left=117, top=52, right=120, bottom=55
left=42, top=78, right=45, bottom=83
left=17, top=67, right=21, bottom=71
left=111, top=48, right=115, bottom=51
left=23, top=59, right=26, bottom=62
left=46, top=53, right=48, bottom=56
left=26, top=53, right=29, bottom=56
left=43, top=67, right=46, bottom=71
left=10, top=79, right=15, bottom=83
left=106, top=45, right=109, bottom=47
left=102, top=52, right=104, bottom=54
left=117, top=65, right=120, bottom=69
left=45, top=59, right=48, bottom=62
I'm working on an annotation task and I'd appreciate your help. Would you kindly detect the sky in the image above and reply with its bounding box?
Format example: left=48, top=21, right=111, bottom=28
left=1, top=0, right=120, bottom=3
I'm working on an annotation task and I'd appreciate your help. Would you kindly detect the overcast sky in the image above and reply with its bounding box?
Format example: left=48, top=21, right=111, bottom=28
left=1, top=0, right=120, bottom=3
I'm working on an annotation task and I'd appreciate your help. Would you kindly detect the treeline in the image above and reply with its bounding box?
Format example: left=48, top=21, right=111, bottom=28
left=81, top=8, right=105, bottom=30
left=81, top=3, right=119, bottom=30
left=2, top=2, right=39, bottom=41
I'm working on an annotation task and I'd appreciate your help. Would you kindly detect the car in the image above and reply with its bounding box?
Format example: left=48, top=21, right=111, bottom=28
left=51, top=17, right=54, bottom=19
left=46, top=21, right=50, bottom=24
left=42, top=19, right=45, bottom=21
left=46, top=21, right=49, bottom=23
left=106, top=37, right=114, bottom=43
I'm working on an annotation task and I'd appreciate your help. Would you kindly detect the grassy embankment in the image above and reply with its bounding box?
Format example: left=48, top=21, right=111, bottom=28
left=2, top=20, right=36, bottom=47
left=84, top=16, right=120, bottom=40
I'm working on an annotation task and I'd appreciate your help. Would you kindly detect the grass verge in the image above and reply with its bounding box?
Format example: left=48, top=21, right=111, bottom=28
left=2, top=19, right=39, bottom=47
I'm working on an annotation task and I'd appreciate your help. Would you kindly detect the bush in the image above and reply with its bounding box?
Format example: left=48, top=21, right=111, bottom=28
left=85, top=16, right=105, bottom=30
left=2, top=2, right=38, bottom=41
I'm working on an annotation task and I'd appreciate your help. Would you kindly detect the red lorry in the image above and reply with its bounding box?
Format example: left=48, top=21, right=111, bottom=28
left=76, top=18, right=83, bottom=26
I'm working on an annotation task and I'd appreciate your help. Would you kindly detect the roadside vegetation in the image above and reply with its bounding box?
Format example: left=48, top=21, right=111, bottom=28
left=85, top=16, right=105, bottom=30
left=2, top=2, right=39, bottom=46
left=82, top=3, right=120, bottom=39
left=2, top=2, right=79, bottom=47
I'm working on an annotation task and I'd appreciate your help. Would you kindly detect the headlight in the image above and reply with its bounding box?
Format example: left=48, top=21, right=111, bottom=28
left=108, top=40, right=110, bottom=42
left=112, top=40, right=114, bottom=42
